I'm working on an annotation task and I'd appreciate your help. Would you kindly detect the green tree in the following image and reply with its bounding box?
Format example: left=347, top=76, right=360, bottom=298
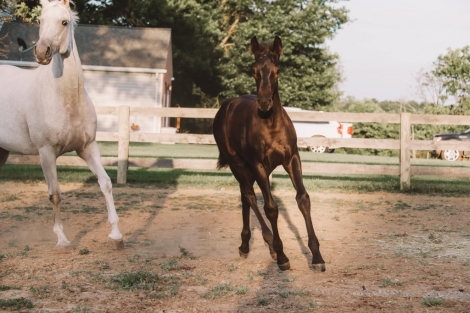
left=433, top=46, right=470, bottom=109
left=217, top=0, right=348, bottom=109
left=75, top=0, right=348, bottom=113
left=0, top=0, right=41, bottom=23
left=74, top=0, right=225, bottom=117
left=1, top=0, right=41, bottom=57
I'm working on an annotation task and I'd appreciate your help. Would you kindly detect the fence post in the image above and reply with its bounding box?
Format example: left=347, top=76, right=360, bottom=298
left=400, top=113, right=411, bottom=190
left=117, top=105, right=130, bottom=184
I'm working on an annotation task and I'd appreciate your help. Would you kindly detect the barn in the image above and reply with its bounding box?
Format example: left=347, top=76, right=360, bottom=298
left=0, top=21, right=173, bottom=133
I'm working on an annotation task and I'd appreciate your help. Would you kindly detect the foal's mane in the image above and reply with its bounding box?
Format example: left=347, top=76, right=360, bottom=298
left=42, top=0, right=79, bottom=29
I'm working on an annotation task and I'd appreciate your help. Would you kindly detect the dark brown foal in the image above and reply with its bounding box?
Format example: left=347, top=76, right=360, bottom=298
left=213, top=36, right=325, bottom=272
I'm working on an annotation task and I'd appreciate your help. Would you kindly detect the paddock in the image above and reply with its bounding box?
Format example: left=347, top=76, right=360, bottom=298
left=0, top=178, right=469, bottom=312
left=2, top=107, right=470, bottom=312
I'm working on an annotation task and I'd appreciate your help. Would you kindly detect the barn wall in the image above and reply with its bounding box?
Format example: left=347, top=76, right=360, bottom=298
left=84, top=70, right=162, bottom=133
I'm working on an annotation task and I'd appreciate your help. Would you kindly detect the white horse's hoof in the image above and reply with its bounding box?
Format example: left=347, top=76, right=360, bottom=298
left=108, top=238, right=124, bottom=250
left=55, top=243, right=73, bottom=254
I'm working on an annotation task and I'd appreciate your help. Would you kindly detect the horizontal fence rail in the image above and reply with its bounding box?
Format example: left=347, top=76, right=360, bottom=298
left=7, top=106, right=470, bottom=189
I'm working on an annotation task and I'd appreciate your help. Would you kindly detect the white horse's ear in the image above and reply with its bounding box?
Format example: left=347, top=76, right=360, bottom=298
left=62, top=0, right=70, bottom=7
left=39, top=0, right=49, bottom=7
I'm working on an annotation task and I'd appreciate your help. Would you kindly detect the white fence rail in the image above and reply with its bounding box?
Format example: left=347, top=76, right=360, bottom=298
left=7, top=106, right=470, bottom=190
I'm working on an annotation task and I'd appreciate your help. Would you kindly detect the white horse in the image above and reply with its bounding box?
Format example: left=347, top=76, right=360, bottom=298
left=0, top=0, right=123, bottom=249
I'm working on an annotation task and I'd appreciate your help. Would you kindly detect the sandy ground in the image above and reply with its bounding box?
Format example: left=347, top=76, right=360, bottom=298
left=0, top=181, right=470, bottom=312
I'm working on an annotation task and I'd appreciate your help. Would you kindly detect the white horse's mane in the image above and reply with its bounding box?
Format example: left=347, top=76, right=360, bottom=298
left=42, top=0, right=79, bottom=29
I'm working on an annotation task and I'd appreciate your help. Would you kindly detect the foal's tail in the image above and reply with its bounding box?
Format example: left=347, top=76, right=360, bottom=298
left=216, top=153, right=229, bottom=170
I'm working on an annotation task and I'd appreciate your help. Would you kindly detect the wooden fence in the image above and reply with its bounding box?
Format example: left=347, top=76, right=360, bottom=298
left=7, top=106, right=470, bottom=190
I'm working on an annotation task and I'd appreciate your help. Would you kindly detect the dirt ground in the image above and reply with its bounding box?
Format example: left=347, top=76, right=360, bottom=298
left=0, top=181, right=469, bottom=313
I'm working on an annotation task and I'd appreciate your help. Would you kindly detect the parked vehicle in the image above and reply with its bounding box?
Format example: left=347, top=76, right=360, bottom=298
left=431, top=129, right=470, bottom=161
left=284, top=107, right=353, bottom=153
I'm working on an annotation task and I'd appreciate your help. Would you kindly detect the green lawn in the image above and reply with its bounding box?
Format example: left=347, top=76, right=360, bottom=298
left=5, top=142, right=470, bottom=195
left=64, top=142, right=470, bottom=169
left=2, top=163, right=470, bottom=196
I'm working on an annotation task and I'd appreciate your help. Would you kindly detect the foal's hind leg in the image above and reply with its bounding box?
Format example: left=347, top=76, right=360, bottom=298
left=284, top=154, right=325, bottom=272
left=39, top=147, right=71, bottom=247
left=77, top=141, right=123, bottom=249
left=0, top=147, right=10, bottom=167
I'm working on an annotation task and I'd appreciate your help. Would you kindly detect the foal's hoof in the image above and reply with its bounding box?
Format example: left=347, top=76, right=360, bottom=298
left=309, top=263, right=326, bottom=272
left=278, top=262, right=290, bottom=271
left=239, top=250, right=249, bottom=259
left=270, top=253, right=277, bottom=260
left=108, top=238, right=124, bottom=250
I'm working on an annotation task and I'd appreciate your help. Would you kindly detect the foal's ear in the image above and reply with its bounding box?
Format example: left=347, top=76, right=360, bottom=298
left=249, top=36, right=260, bottom=55
left=272, top=36, right=283, bottom=57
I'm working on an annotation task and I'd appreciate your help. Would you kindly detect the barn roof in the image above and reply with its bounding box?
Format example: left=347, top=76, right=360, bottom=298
left=0, top=22, right=171, bottom=69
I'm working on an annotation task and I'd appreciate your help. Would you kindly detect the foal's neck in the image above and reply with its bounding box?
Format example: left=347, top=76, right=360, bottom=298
left=270, top=90, right=283, bottom=116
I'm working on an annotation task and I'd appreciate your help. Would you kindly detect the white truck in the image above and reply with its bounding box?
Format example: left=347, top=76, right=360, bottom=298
left=284, top=107, right=353, bottom=153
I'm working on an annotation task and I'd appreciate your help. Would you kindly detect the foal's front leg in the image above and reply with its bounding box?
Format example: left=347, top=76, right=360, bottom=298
left=253, top=164, right=290, bottom=270
left=231, top=165, right=276, bottom=259
left=284, top=154, right=325, bottom=272
left=77, top=141, right=123, bottom=249
left=39, top=147, right=70, bottom=247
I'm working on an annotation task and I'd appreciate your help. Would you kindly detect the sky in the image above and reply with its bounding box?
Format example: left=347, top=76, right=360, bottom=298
left=327, top=0, right=470, bottom=102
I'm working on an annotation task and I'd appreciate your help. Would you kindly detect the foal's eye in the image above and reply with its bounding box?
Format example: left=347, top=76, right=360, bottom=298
left=62, top=21, right=68, bottom=26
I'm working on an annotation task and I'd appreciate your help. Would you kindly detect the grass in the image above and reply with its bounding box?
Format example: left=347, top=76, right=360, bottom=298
left=379, top=278, right=404, bottom=288
left=112, top=271, right=161, bottom=290
left=30, top=285, right=50, bottom=298
left=94, top=260, right=110, bottom=270
left=421, top=297, right=445, bottom=307
left=160, top=259, right=179, bottom=270
left=3, top=194, right=19, bottom=201
left=0, top=298, right=33, bottom=310
left=256, top=294, right=269, bottom=306
left=0, top=285, right=21, bottom=291
left=179, top=246, right=196, bottom=259
left=110, top=270, right=179, bottom=296
left=201, top=283, right=233, bottom=299
left=308, top=299, right=320, bottom=308
left=3, top=163, right=470, bottom=196
left=62, top=142, right=470, bottom=168
left=4, top=143, right=470, bottom=195
left=72, top=307, right=92, bottom=313
left=79, top=248, right=90, bottom=255
left=235, top=286, right=249, bottom=295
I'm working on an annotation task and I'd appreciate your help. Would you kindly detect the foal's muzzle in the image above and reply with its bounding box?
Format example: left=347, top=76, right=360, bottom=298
left=257, top=97, right=273, bottom=112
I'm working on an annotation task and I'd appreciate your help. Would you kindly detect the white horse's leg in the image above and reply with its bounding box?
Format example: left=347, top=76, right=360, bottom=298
left=39, top=147, right=71, bottom=247
left=77, top=141, right=123, bottom=249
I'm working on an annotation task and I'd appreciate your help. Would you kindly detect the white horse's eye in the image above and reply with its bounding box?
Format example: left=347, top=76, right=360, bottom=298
left=62, top=21, right=68, bottom=26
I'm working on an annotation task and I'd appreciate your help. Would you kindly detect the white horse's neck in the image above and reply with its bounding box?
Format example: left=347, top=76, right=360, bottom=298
left=40, top=30, right=85, bottom=106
